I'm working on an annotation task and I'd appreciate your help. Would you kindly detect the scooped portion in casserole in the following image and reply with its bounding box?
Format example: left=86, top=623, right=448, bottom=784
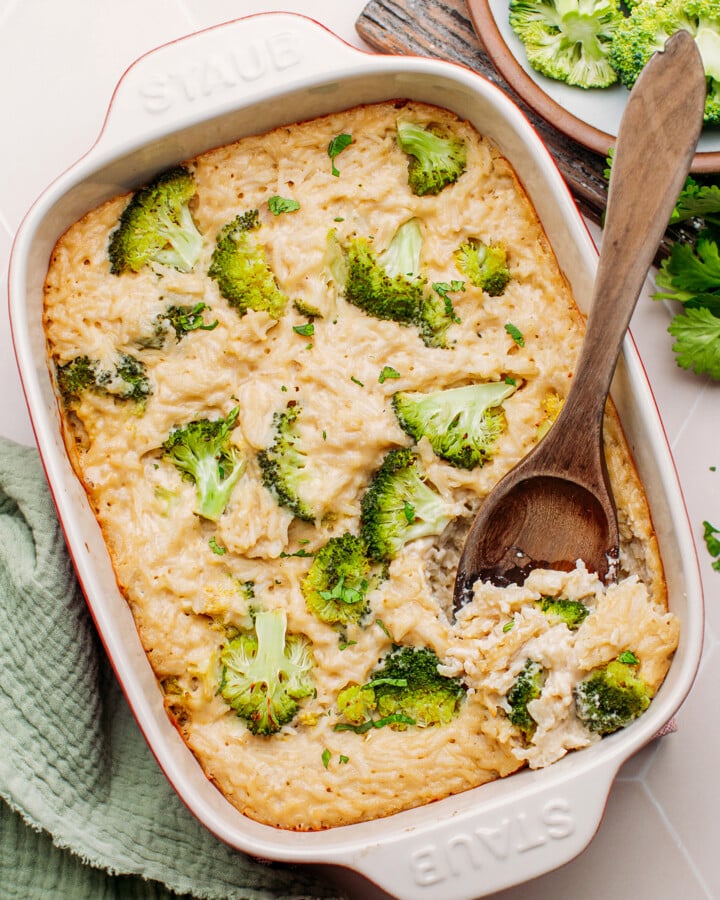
left=43, top=100, right=679, bottom=830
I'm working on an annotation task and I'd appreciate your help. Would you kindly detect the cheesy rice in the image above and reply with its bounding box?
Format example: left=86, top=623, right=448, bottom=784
left=43, top=101, right=678, bottom=830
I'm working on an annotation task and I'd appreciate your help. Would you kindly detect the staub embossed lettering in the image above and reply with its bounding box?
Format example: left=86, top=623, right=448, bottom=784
left=139, top=32, right=302, bottom=113
left=409, top=800, right=575, bottom=887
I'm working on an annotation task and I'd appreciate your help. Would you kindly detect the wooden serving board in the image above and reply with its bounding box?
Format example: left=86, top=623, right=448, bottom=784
left=355, top=0, right=695, bottom=258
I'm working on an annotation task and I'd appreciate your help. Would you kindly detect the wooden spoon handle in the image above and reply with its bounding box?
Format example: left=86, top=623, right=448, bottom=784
left=554, top=31, right=707, bottom=457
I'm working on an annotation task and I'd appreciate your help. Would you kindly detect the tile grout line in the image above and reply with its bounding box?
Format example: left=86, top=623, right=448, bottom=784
left=668, top=377, right=709, bottom=451
left=640, top=779, right=715, bottom=899
left=616, top=738, right=660, bottom=782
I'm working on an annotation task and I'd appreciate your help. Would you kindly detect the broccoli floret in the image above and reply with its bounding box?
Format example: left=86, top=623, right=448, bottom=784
left=609, top=2, right=683, bottom=87
left=161, top=302, right=219, bottom=340
left=331, top=219, right=458, bottom=347
left=574, top=654, right=652, bottom=734
left=537, top=596, right=590, bottom=629
left=108, top=166, right=203, bottom=274
left=55, top=355, right=98, bottom=404
left=335, top=645, right=466, bottom=732
left=137, top=302, right=219, bottom=349
left=509, top=0, right=622, bottom=89
left=162, top=407, right=244, bottom=521
left=506, top=658, right=546, bottom=741
left=56, top=353, right=151, bottom=406
left=395, top=120, right=467, bottom=196
left=392, top=381, right=516, bottom=469
left=360, top=447, right=455, bottom=562
left=417, top=282, right=464, bottom=348
left=610, top=0, right=720, bottom=124
left=208, top=209, right=288, bottom=318
left=455, top=238, right=511, bottom=297
left=219, top=608, right=315, bottom=735
left=109, top=353, right=152, bottom=402
left=257, top=402, right=314, bottom=522
left=342, top=219, right=426, bottom=324
left=301, top=533, right=382, bottom=627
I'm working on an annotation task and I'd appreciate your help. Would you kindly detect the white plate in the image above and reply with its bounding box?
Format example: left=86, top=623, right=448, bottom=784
left=468, top=0, right=720, bottom=171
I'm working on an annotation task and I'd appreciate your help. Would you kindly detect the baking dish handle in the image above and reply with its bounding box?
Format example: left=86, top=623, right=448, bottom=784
left=337, top=756, right=619, bottom=900
left=98, top=13, right=373, bottom=151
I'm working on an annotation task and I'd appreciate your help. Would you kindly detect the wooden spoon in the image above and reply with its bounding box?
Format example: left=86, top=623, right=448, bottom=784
left=453, top=30, right=706, bottom=609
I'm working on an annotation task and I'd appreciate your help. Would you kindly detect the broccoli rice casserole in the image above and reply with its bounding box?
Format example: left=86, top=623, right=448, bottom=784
left=43, top=100, right=679, bottom=831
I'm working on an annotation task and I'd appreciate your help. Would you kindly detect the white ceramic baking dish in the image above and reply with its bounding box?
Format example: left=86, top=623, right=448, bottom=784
left=8, top=13, right=704, bottom=899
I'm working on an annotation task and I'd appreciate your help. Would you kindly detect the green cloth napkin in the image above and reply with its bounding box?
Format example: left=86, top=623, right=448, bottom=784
left=0, top=436, right=345, bottom=900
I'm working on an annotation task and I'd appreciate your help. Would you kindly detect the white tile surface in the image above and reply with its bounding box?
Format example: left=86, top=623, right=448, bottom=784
left=1, top=2, right=717, bottom=898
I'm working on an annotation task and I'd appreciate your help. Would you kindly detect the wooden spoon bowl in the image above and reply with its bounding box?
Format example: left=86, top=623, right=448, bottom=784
left=454, top=31, right=707, bottom=609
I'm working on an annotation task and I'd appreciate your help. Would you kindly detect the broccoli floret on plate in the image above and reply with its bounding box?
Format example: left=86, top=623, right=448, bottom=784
left=509, top=0, right=622, bottom=89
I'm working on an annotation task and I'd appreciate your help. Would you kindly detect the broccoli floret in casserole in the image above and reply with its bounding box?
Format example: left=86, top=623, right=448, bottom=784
left=359, top=447, right=455, bottom=562
left=137, top=301, right=219, bottom=349
left=301, top=533, right=383, bottom=627
left=330, top=218, right=459, bottom=348
left=455, top=238, right=511, bottom=297
left=610, top=0, right=720, bottom=124
left=392, top=381, right=516, bottom=469
left=56, top=353, right=151, bottom=406
left=108, top=166, right=203, bottom=274
left=219, top=608, right=315, bottom=736
left=208, top=209, right=289, bottom=318
left=257, top=402, right=315, bottom=523
left=160, top=302, right=219, bottom=340
left=506, top=658, right=546, bottom=741
left=574, top=652, right=653, bottom=735
left=340, top=218, right=425, bottom=324
left=395, top=120, right=468, bottom=196
left=509, top=0, right=622, bottom=89
left=162, top=407, right=245, bottom=521
left=335, top=645, right=467, bottom=732
left=537, top=596, right=591, bottom=629
left=55, top=355, right=98, bottom=404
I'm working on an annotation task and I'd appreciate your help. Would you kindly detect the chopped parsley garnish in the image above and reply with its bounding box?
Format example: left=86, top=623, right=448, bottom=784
left=505, top=322, right=525, bottom=346
left=209, top=536, right=226, bottom=555
left=318, top=575, right=368, bottom=606
left=268, top=195, right=300, bottom=215
left=328, top=133, right=352, bottom=177
left=703, top=520, right=720, bottom=571
left=321, top=748, right=331, bottom=769
left=293, top=322, right=315, bottom=337
left=378, top=365, right=401, bottom=384
left=334, top=712, right=416, bottom=734
left=432, top=280, right=464, bottom=322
